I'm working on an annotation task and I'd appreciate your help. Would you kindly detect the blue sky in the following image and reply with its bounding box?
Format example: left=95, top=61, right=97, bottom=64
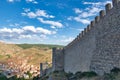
left=0, top=0, right=112, bottom=45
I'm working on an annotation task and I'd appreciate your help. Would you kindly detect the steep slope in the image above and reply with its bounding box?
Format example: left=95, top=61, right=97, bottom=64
left=15, top=47, right=52, bottom=66
left=0, top=42, right=62, bottom=67
left=0, top=42, right=22, bottom=55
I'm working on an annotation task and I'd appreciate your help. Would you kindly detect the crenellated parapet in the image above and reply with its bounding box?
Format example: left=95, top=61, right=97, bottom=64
left=65, top=0, right=120, bottom=49
left=105, top=3, right=112, bottom=14
left=100, top=10, right=105, bottom=19
left=95, top=16, right=100, bottom=23
left=112, top=0, right=120, bottom=7
left=87, top=25, right=91, bottom=31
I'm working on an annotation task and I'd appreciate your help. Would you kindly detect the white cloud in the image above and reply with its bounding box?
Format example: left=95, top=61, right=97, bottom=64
left=27, top=12, right=37, bottom=18
left=37, top=18, right=63, bottom=28
left=78, top=7, right=101, bottom=18
left=74, top=8, right=82, bottom=14
left=61, top=37, right=74, bottom=43
left=35, top=9, right=55, bottom=18
left=26, top=0, right=38, bottom=4
left=74, top=17, right=90, bottom=24
left=23, top=8, right=30, bottom=12
left=7, top=0, right=14, bottom=2
left=49, top=15, right=55, bottom=18
left=50, top=26, right=56, bottom=29
left=7, top=0, right=21, bottom=2
left=83, top=1, right=112, bottom=6
left=36, top=27, right=56, bottom=34
left=68, top=0, right=112, bottom=24
left=23, top=26, right=36, bottom=32
left=12, top=28, right=23, bottom=34
left=21, top=13, right=27, bottom=16
left=22, top=9, right=55, bottom=19
left=0, top=26, right=56, bottom=40
left=21, top=9, right=62, bottom=29
left=36, top=10, right=47, bottom=17
left=0, top=28, right=12, bottom=33
left=19, top=35, right=32, bottom=39
left=83, top=2, right=102, bottom=5
left=67, top=16, right=73, bottom=20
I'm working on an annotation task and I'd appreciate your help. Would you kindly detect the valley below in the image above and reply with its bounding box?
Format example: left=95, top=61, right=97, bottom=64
left=0, top=42, right=63, bottom=79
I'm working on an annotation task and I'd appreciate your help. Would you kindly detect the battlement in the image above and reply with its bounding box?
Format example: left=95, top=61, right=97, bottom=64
left=112, top=0, right=120, bottom=7
left=65, top=0, right=120, bottom=49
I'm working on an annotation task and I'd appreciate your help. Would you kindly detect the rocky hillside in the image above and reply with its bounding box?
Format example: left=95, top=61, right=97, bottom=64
left=0, top=42, right=22, bottom=55
left=0, top=42, right=63, bottom=67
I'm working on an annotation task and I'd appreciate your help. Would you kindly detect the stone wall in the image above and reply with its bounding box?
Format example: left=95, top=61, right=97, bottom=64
left=64, top=25, right=96, bottom=73
left=64, top=0, right=120, bottom=75
left=90, top=1, right=120, bottom=75
left=52, top=48, right=64, bottom=71
left=50, top=0, right=120, bottom=75
left=40, top=62, right=51, bottom=76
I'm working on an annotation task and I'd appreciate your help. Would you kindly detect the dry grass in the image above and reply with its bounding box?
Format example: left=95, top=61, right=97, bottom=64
left=0, top=42, right=53, bottom=67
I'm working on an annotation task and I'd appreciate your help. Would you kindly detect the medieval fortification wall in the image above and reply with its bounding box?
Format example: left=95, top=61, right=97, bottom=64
left=48, top=0, right=120, bottom=75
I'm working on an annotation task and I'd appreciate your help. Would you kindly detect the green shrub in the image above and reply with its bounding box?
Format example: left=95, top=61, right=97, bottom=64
left=74, top=71, right=82, bottom=78
left=65, top=72, right=73, bottom=78
left=53, top=70, right=59, bottom=74
left=0, top=75, right=7, bottom=80
left=6, top=54, right=11, bottom=58
left=110, top=67, right=120, bottom=74
left=81, top=71, right=97, bottom=77
left=104, top=73, right=115, bottom=80
left=74, top=71, right=97, bottom=79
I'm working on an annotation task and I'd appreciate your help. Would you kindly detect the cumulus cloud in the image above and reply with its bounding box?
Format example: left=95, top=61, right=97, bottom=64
left=26, top=0, right=38, bottom=4
left=7, top=0, right=20, bottom=2
left=67, top=16, right=73, bottom=20
left=22, top=9, right=55, bottom=19
left=75, top=18, right=90, bottom=24
left=0, top=26, right=56, bottom=40
left=83, top=1, right=112, bottom=6
left=68, top=0, right=112, bottom=24
left=27, top=12, right=37, bottom=18
left=23, top=8, right=30, bottom=12
left=37, top=18, right=63, bottom=28
left=7, top=0, right=14, bottom=2
left=74, top=8, right=82, bottom=14
left=21, top=9, right=63, bottom=29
